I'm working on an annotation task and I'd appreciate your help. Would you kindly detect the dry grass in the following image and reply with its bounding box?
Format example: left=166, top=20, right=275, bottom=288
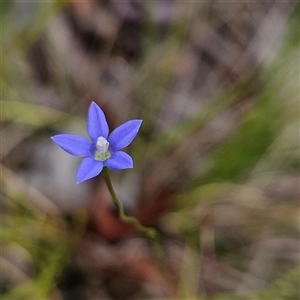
left=1, top=1, right=299, bottom=299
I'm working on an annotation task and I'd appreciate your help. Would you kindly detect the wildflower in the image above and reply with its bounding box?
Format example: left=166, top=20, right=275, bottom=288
left=51, top=102, right=142, bottom=183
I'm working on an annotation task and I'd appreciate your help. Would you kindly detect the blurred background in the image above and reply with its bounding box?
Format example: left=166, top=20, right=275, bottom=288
left=1, top=1, right=299, bottom=299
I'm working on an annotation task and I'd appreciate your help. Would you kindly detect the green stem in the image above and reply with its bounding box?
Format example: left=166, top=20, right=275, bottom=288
left=101, top=167, right=164, bottom=262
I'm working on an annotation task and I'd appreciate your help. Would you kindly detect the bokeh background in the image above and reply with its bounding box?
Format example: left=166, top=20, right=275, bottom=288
left=1, top=1, right=299, bottom=299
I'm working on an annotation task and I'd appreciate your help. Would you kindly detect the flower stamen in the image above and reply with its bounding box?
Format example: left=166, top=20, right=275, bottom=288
left=94, top=136, right=111, bottom=161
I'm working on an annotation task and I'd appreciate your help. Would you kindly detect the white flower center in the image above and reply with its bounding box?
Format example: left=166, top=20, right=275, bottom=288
left=94, top=136, right=111, bottom=161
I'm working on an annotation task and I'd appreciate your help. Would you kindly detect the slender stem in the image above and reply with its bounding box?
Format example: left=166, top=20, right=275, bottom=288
left=101, top=167, right=164, bottom=262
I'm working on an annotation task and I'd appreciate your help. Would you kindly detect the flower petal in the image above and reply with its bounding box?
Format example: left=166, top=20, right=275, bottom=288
left=87, top=102, right=109, bottom=142
left=76, top=157, right=103, bottom=183
left=108, top=120, right=142, bottom=151
left=104, top=151, right=133, bottom=170
left=51, top=134, right=92, bottom=156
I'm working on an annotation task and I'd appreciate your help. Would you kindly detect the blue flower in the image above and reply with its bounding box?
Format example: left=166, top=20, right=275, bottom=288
left=51, top=102, right=142, bottom=184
